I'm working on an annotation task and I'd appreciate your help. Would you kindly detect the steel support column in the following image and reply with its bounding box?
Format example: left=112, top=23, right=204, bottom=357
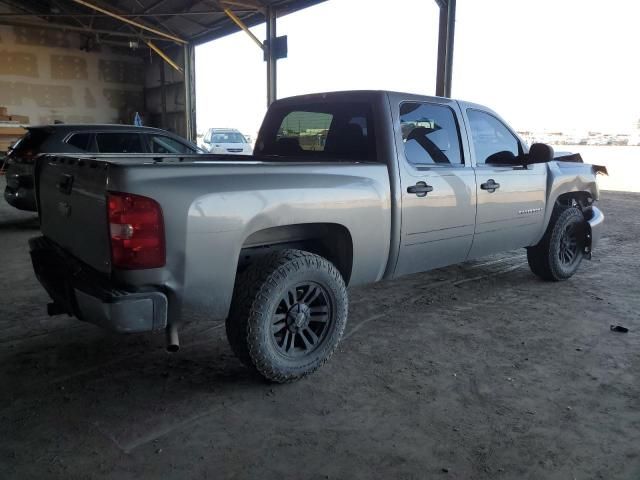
left=266, top=6, right=277, bottom=106
left=159, top=60, right=167, bottom=129
left=183, top=43, right=197, bottom=141
left=435, top=0, right=456, bottom=98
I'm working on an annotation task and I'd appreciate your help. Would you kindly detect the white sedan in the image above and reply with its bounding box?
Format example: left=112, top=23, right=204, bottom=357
left=201, top=128, right=253, bottom=155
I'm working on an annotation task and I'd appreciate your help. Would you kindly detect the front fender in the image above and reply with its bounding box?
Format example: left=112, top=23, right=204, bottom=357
left=536, top=161, right=601, bottom=244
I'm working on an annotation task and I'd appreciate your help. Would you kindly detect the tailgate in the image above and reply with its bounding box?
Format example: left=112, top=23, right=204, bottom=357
left=37, top=156, right=111, bottom=274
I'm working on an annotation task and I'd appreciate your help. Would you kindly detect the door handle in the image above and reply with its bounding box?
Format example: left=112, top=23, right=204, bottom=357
left=407, top=181, right=434, bottom=197
left=480, top=179, right=500, bottom=193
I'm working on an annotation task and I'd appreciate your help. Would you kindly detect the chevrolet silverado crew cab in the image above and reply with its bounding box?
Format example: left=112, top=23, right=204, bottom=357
left=29, top=90, right=605, bottom=383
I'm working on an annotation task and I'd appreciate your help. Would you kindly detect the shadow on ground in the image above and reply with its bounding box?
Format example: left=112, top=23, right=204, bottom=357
left=1, top=191, right=639, bottom=480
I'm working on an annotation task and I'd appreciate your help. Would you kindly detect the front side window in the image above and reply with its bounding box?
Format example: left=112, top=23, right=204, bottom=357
left=400, top=102, right=463, bottom=165
left=467, top=109, right=520, bottom=164
left=257, top=102, right=376, bottom=161
left=147, top=135, right=194, bottom=154
left=96, top=132, right=144, bottom=153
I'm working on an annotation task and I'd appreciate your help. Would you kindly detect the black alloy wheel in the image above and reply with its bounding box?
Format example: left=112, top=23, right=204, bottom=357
left=271, top=282, right=332, bottom=358
left=226, top=249, right=348, bottom=383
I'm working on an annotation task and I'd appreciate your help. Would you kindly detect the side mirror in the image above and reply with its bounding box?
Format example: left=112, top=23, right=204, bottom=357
left=527, top=143, right=555, bottom=164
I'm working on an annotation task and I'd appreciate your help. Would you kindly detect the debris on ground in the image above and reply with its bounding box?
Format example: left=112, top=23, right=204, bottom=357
left=610, top=325, right=629, bottom=333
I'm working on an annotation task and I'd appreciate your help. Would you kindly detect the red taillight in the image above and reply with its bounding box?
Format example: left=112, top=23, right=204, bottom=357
left=108, top=192, right=165, bottom=269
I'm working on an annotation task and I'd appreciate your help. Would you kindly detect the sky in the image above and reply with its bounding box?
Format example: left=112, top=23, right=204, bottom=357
left=195, top=0, right=640, bottom=137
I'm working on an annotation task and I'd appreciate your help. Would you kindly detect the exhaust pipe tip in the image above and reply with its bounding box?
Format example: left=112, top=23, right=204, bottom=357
left=166, top=324, right=179, bottom=353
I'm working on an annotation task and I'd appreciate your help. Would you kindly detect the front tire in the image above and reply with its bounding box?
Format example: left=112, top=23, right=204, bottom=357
left=226, top=249, right=348, bottom=383
left=527, top=206, right=586, bottom=281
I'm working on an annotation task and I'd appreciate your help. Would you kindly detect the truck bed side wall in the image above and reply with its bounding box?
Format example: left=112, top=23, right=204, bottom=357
left=109, top=162, right=391, bottom=322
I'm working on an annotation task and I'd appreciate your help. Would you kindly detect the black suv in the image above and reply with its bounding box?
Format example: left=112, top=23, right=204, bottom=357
left=4, top=124, right=202, bottom=211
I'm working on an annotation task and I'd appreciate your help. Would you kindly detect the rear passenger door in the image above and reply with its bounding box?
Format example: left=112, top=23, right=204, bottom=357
left=394, top=100, right=477, bottom=277
left=463, top=109, right=546, bottom=259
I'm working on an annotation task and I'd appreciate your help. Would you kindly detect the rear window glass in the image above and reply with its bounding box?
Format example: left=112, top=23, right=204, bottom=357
left=96, top=133, right=144, bottom=153
left=11, top=129, right=49, bottom=156
left=277, top=112, right=333, bottom=151
left=257, top=102, right=376, bottom=161
left=66, top=133, right=92, bottom=151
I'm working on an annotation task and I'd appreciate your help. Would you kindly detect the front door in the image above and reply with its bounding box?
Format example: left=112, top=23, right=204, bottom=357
left=393, top=100, right=477, bottom=277
left=464, top=108, right=547, bottom=259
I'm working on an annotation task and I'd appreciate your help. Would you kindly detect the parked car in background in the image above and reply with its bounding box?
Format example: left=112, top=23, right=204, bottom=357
left=200, top=128, right=253, bottom=155
left=4, top=124, right=202, bottom=211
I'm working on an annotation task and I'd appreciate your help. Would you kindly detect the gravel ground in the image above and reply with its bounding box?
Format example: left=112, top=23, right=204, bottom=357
left=1, top=187, right=638, bottom=480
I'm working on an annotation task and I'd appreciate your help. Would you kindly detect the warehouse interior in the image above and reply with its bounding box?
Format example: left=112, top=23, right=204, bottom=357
left=0, top=0, right=331, bottom=149
left=0, top=0, right=456, bottom=151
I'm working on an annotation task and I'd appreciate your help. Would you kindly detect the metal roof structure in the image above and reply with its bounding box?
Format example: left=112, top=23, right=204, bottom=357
left=0, top=0, right=457, bottom=139
left=0, top=0, right=325, bottom=46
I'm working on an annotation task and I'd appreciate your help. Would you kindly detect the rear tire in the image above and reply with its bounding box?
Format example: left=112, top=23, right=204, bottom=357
left=527, top=206, right=586, bottom=281
left=226, top=249, right=348, bottom=383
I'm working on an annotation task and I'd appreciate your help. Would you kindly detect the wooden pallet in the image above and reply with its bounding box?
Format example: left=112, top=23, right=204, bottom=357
left=0, top=106, right=29, bottom=154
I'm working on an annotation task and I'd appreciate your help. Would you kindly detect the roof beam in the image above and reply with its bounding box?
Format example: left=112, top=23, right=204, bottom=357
left=0, top=17, right=167, bottom=42
left=223, top=7, right=264, bottom=50
left=69, top=0, right=187, bottom=44
left=146, top=40, right=183, bottom=73
left=0, top=11, right=256, bottom=17
left=220, top=0, right=266, bottom=14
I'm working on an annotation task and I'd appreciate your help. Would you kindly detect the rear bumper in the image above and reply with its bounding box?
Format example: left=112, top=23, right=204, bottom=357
left=29, top=236, right=167, bottom=333
left=586, top=205, right=604, bottom=251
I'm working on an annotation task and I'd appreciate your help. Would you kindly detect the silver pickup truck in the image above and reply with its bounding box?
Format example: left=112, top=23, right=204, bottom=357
left=30, top=90, right=605, bottom=383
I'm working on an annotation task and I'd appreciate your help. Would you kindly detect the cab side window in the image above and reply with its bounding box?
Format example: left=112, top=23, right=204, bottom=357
left=400, top=102, right=463, bottom=165
left=467, top=110, right=521, bottom=165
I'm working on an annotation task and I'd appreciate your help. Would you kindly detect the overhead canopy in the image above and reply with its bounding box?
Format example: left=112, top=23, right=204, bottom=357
left=0, top=0, right=326, bottom=46
left=0, top=0, right=457, bottom=140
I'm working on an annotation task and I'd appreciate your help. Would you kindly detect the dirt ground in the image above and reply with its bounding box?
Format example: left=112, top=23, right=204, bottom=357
left=1, top=187, right=638, bottom=480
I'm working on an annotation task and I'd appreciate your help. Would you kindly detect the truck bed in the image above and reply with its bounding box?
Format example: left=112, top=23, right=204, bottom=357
left=36, top=153, right=392, bottom=320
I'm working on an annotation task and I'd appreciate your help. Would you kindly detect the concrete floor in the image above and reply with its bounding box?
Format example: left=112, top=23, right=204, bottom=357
left=1, top=187, right=639, bottom=480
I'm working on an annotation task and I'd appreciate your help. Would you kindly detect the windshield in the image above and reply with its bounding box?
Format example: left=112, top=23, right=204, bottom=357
left=211, top=132, right=246, bottom=144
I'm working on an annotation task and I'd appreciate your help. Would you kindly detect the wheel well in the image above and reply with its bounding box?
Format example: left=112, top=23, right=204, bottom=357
left=555, top=191, right=593, bottom=211
left=238, top=223, right=354, bottom=284
left=554, top=191, right=597, bottom=253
